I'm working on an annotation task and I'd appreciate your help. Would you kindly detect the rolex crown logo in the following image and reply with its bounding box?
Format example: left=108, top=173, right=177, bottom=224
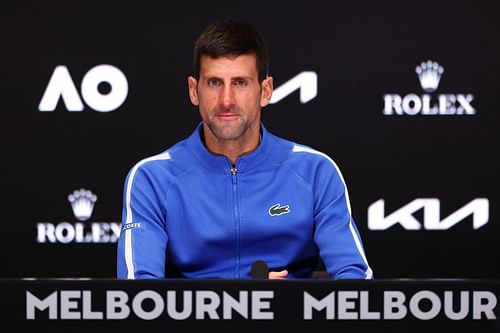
left=415, top=60, right=444, bottom=92
left=68, top=188, right=97, bottom=221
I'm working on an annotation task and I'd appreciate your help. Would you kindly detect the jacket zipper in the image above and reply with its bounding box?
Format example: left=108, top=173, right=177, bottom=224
left=230, top=165, right=241, bottom=278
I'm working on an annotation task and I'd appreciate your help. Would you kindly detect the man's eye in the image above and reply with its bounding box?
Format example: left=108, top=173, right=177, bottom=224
left=234, top=80, right=247, bottom=87
left=208, top=79, right=220, bottom=86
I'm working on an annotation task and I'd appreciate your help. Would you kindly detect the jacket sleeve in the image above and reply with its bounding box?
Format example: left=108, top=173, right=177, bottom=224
left=313, top=158, right=373, bottom=280
left=116, top=162, right=168, bottom=279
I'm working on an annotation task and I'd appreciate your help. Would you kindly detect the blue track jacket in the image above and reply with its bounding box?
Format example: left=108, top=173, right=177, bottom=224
left=117, top=123, right=373, bottom=279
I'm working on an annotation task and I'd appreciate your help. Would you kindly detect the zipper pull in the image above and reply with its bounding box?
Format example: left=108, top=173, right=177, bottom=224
left=230, top=166, right=238, bottom=184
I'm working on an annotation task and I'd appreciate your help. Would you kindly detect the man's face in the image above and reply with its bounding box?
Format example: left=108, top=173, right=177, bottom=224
left=188, top=54, right=273, bottom=144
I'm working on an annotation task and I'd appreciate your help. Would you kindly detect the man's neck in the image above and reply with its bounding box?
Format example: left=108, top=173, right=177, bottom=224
left=202, top=127, right=261, bottom=165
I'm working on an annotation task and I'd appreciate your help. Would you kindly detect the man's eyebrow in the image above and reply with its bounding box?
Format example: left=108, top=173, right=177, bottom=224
left=231, top=76, right=253, bottom=81
left=203, top=75, right=221, bottom=80
left=202, top=75, right=254, bottom=82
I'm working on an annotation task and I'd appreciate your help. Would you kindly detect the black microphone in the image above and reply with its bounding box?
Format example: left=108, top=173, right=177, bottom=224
left=251, top=260, right=269, bottom=279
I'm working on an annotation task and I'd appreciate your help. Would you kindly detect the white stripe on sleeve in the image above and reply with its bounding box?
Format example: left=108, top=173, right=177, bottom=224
left=292, top=145, right=373, bottom=279
left=124, top=151, right=171, bottom=279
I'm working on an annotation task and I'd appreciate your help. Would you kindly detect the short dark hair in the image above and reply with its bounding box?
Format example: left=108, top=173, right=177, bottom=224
left=192, top=19, right=270, bottom=82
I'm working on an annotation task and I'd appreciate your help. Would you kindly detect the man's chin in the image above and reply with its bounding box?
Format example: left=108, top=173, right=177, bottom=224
left=208, top=123, right=242, bottom=138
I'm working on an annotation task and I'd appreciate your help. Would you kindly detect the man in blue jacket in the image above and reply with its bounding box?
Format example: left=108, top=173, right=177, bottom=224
left=117, top=19, right=373, bottom=280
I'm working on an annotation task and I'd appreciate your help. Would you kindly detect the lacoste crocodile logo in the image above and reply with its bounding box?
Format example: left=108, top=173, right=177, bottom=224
left=269, top=203, right=290, bottom=216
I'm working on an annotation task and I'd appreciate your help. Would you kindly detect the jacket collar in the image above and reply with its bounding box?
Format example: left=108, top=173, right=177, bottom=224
left=187, top=122, right=271, bottom=174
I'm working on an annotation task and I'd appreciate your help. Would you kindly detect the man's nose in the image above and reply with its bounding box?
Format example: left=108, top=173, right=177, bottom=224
left=219, top=85, right=235, bottom=108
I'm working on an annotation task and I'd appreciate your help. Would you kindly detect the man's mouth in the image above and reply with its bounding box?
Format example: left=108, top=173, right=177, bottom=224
left=216, top=112, right=239, bottom=120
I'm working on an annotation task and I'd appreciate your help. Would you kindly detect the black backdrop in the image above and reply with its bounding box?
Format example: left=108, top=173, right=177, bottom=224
left=1, top=0, right=499, bottom=278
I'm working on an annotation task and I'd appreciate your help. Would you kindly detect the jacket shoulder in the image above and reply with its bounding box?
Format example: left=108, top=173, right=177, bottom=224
left=284, top=142, right=346, bottom=188
left=126, top=138, right=196, bottom=182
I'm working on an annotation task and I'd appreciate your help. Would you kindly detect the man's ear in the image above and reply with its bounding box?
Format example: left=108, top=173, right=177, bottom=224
left=260, top=76, right=273, bottom=107
left=188, top=76, right=199, bottom=106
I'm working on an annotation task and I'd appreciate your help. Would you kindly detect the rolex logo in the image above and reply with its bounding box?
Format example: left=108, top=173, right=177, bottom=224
left=36, top=189, right=120, bottom=244
left=415, top=60, right=444, bottom=92
left=383, top=60, right=475, bottom=116
left=68, top=189, right=97, bottom=221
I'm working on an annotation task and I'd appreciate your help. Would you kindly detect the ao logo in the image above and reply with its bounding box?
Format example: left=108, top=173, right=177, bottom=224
left=38, top=65, right=128, bottom=112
